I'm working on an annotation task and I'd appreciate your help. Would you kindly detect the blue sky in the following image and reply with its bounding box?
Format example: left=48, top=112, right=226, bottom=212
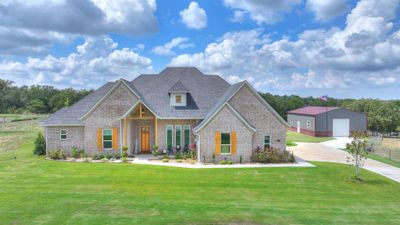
left=0, top=0, right=399, bottom=99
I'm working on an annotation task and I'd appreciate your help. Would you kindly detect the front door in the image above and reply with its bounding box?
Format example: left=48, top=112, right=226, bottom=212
left=140, top=126, right=150, bottom=153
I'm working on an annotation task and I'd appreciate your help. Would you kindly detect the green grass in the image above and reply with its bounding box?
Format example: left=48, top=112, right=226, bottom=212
left=1, top=119, right=400, bottom=224
left=0, top=113, right=45, bottom=122
left=286, top=140, right=298, bottom=146
left=368, top=153, right=400, bottom=168
left=287, top=130, right=334, bottom=143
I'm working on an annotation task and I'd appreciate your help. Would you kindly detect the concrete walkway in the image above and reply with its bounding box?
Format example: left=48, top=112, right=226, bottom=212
left=290, top=142, right=400, bottom=183
left=131, top=154, right=314, bottom=169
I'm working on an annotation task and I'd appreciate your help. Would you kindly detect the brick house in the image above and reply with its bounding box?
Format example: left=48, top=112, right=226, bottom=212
left=41, top=67, right=289, bottom=163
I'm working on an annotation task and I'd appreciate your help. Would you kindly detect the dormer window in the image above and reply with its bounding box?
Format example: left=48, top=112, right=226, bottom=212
left=175, top=95, right=182, bottom=104
left=169, top=81, right=190, bottom=107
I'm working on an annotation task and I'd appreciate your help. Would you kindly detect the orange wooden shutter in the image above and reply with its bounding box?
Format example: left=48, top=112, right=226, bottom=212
left=231, top=131, right=237, bottom=155
left=112, top=128, right=118, bottom=150
left=97, top=128, right=102, bottom=151
left=215, top=131, right=221, bottom=155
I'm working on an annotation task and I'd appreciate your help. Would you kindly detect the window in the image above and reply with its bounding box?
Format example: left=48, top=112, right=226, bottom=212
left=102, top=129, right=112, bottom=149
left=221, top=133, right=231, bottom=154
left=166, top=125, right=173, bottom=149
left=60, top=130, right=67, bottom=140
left=183, top=125, right=190, bottom=148
left=175, top=95, right=182, bottom=103
left=175, top=125, right=182, bottom=148
left=289, top=119, right=293, bottom=125
left=307, top=120, right=311, bottom=128
left=264, top=136, right=271, bottom=149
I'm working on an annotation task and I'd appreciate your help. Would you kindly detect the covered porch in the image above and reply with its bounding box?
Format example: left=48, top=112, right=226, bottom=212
left=120, top=101, right=158, bottom=156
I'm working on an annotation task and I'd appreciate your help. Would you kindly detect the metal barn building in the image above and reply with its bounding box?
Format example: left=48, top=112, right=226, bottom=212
left=287, top=106, right=367, bottom=137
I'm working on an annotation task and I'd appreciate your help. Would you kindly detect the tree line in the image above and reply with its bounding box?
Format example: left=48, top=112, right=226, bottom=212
left=1, top=79, right=399, bottom=133
left=0, top=79, right=92, bottom=114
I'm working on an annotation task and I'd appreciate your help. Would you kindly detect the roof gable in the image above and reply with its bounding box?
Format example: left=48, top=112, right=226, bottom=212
left=194, top=81, right=289, bottom=132
left=80, top=79, right=142, bottom=119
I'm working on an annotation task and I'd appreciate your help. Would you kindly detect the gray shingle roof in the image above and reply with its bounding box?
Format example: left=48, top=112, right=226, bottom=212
left=168, top=81, right=190, bottom=93
left=42, top=67, right=232, bottom=125
left=131, top=67, right=231, bottom=118
left=41, top=82, right=115, bottom=126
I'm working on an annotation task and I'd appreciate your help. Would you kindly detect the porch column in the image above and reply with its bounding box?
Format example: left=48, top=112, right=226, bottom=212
left=123, top=118, right=128, bottom=147
left=155, top=118, right=158, bottom=146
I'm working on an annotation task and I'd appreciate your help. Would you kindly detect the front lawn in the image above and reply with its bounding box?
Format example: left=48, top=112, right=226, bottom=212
left=287, top=130, right=334, bottom=144
left=1, top=119, right=400, bottom=224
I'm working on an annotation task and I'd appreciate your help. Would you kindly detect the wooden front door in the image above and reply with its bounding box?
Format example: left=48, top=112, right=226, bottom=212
left=140, top=126, right=150, bottom=153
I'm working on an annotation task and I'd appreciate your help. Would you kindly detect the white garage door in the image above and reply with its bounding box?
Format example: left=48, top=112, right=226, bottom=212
left=332, top=118, right=350, bottom=137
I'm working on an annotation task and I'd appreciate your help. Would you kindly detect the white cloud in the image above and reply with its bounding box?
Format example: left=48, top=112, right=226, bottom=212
left=179, top=2, right=207, bottom=30
left=152, top=37, right=193, bottom=56
left=307, top=0, right=349, bottom=21
left=170, top=0, right=400, bottom=93
left=231, top=10, right=246, bottom=23
left=0, top=36, right=153, bottom=89
left=224, top=0, right=302, bottom=24
left=367, top=76, right=397, bottom=85
left=0, top=0, right=158, bottom=54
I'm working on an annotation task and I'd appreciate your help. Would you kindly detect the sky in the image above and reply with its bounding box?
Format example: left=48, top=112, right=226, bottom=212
left=0, top=0, right=399, bottom=99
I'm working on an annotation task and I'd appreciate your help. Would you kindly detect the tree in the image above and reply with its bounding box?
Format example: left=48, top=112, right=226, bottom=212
left=346, top=131, right=368, bottom=180
left=34, top=132, right=46, bottom=155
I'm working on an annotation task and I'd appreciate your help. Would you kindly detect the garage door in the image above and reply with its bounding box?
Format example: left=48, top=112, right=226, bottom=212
left=332, top=118, right=350, bottom=137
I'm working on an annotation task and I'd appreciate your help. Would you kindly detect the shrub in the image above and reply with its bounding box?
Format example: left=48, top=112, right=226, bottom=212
left=251, top=147, right=292, bottom=163
left=121, top=157, right=128, bottom=163
left=48, top=150, right=66, bottom=160
left=220, top=160, right=233, bottom=165
left=122, top=146, right=128, bottom=157
left=105, top=152, right=112, bottom=160
left=174, top=152, right=182, bottom=160
left=289, top=151, right=296, bottom=163
left=212, top=153, right=216, bottom=164
left=92, top=153, right=105, bottom=160
left=239, top=155, right=243, bottom=164
left=33, top=132, right=46, bottom=155
left=71, top=147, right=79, bottom=159
left=152, top=150, right=158, bottom=156
left=163, top=155, right=169, bottom=160
left=176, top=159, right=183, bottom=163
left=79, top=150, right=86, bottom=158
left=162, top=158, right=169, bottom=163
left=112, top=152, right=121, bottom=160
left=101, top=158, right=108, bottom=163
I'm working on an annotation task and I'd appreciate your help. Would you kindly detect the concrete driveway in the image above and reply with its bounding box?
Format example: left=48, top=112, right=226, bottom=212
left=289, top=141, right=400, bottom=183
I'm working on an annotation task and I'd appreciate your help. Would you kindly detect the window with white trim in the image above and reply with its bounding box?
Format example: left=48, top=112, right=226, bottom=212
left=166, top=125, right=173, bottom=149
left=60, top=130, right=67, bottom=140
left=183, top=125, right=190, bottom=148
left=307, top=120, right=311, bottom=128
left=175, top=125, right=182, bottom=148
left=264, top=136, right=271, bottom=149
left=102, top=129, right=112, bottom=149
left=221, top=133, right=231, bottom=154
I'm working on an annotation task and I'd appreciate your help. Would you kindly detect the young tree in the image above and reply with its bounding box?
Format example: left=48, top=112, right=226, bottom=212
left=34, top=132, right=46, bottom=155
left=346, top=131, right=368, bottom=180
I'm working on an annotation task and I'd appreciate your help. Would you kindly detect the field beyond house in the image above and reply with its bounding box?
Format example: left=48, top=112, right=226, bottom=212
left=1, top=116, right=400, bottom=224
